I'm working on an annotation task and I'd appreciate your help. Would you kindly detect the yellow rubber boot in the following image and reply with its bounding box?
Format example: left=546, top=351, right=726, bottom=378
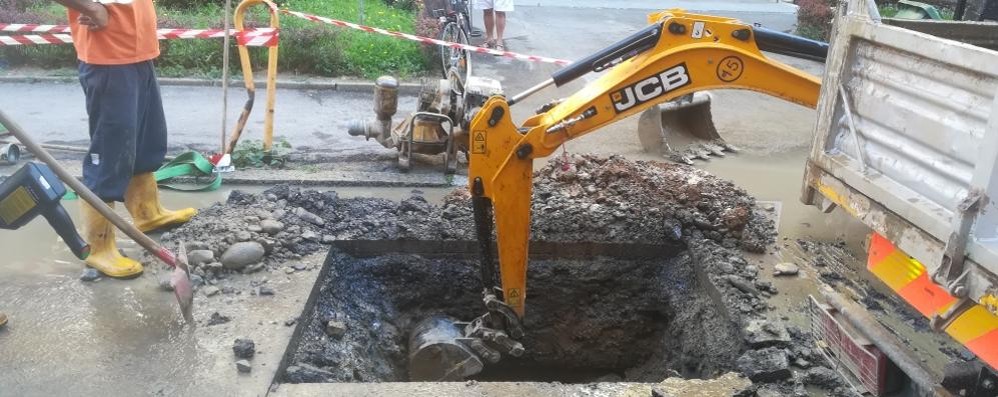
left=79, top=201, right=144, bottom=278
left=124, top=172, right=197, bottom=233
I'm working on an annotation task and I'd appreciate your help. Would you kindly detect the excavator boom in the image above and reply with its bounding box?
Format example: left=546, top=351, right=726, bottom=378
left=411, top=9, right=826, bottom=380
left=469, top=9, right=822, bottom=318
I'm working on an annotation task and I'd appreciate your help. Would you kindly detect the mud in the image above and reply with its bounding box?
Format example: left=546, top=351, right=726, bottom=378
left=288, top=251, right=743, bottom=383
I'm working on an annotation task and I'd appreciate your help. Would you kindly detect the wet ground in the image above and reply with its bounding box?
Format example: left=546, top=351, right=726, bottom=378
left=0, top=1, right=981, bottom=396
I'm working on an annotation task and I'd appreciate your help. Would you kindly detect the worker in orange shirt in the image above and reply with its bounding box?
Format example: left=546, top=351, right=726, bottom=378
left=2, top=0, right=165, bottom=329
left=64, top=0, right=196, bottom=278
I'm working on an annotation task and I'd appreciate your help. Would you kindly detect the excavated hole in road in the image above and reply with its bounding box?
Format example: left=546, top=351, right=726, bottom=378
left=287, top=246, right=746, bottom=384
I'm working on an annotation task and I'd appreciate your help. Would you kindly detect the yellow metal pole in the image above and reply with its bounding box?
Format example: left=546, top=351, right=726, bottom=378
left=226, top=0, right=279, bottom=155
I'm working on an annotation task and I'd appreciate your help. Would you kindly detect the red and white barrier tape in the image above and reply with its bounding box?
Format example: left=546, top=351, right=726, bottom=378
left=281, top=10, right=571, bottom=66
left=1, top=8, right=568, bottom=66
left=0, top=23, right=70, bottom=33
left=0, top=25, right=278, bottom=47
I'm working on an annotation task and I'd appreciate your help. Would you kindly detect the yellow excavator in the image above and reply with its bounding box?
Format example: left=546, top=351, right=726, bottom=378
left=407, top=9, right=828, bottom=380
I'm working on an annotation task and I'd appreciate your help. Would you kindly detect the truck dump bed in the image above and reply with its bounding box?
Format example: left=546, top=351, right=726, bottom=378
left=800, top=0, right=998, bottom=367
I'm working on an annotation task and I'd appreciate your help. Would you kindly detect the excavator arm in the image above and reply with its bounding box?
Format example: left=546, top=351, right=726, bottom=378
left=397, top=10, right=829, bottom=379
left=468, top=10, right=823, bottom=322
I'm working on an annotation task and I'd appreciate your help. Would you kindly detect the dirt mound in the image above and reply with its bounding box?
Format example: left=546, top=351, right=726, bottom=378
left=155, top=154, right=775, bottom=280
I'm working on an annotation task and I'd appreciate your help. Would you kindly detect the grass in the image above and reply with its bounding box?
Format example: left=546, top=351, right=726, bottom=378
left=0, top=0, right=430, bottom=78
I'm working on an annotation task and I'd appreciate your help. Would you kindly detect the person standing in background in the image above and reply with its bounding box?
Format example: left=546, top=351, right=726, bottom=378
left=477, top=0, right=513, bottom=51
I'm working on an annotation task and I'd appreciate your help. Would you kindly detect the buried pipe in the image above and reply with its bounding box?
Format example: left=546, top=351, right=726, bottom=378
left=820, top=287, right=953, bottom=397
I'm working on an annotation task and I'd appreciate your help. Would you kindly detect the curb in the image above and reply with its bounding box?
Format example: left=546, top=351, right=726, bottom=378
left=0, top=75, right=424, bottom=94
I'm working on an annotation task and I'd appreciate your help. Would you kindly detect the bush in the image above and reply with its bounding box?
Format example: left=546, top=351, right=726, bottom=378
left=0, top=0, right=430, bottom=78
left=796, top=0, right=835, bottom=40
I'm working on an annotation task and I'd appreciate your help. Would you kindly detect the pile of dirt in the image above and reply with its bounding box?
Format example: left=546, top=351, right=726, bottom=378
left=155, top=154, right=775, bottom=280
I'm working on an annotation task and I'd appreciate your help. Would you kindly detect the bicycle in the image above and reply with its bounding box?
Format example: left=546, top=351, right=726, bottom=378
left=434, top=0, right=473, bottom=82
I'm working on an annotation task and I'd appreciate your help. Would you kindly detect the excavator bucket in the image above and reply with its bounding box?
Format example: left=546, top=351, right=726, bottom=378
left=408, top=315, right=485, bottom=381
left=636, top=92, right=738, bottom=164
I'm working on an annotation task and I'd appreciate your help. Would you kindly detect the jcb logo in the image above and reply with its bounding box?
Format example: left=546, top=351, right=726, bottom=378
left=610, top=63, right=691, bottom=113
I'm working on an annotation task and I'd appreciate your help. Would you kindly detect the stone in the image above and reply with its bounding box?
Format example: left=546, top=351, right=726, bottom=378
left=284, top=317, right=298, bottom=326
left=236, top=359, right=251, bottom=373
left=190, top=274, right=205, bottom=288
left=293, top=263, right=308, bottom=271
left=247, top=224, right=263, bottom=233
left=258, top=286, right=275, bottom=296
left=325, top=320, right=347, bottom=339
left=79, top=268, right=101, bottom=282
left=187, top=250, right=216, bottom=266
left=207, top=312, right=231, bottom=326
left=727, top=276, right=759, bottom=296
left=235, top=231, right=252, bottom=242
left=233, top=338, right=255, bottom=359
left=321, top=235, right=336, bottom=244
left=804, top=366, right=842, bottom=388
left=284, top=266, right=295, bottom=274
left=736, top=347, right=791, bottom=382
left=260, top=219, right=284, bottom=235
left=651, top=387, right=675, bottom=397
left=158, top=275, right=174, bottom=291
left=206, top=262, right=224, bottom=271
left=221, top=242, right=265, bottom=270
left=294, top=207, right=325, bottom=226
left=203, top=286, right=221, bottom=297
left=744, top=319, right=791, bottom=348
left=774, top=262, right=800, bottom=276
left=302, top=230, right=319, bottom=241
left=793, top=358, right=811, bottom=368
left=285, top=364, right=336, bottom=383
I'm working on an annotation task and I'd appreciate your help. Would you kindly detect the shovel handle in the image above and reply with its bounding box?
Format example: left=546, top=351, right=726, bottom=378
left=0, top=109, right=178, bottom=269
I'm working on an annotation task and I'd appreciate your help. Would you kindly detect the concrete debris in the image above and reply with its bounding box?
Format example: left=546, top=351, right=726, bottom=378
left=260, top=219, right=284, bottom=235
left=324, top=320, right=347, bottom=339
left=187, top=249, right=215, bottom=266
left=294, top=207, right=325, bottom=226
left=207, top=312, right=231, bottom=326
left=744, top=319, right=791, bottom=348
left=233, top=338, right=255, bottom=359
left=773, top=262, right=800, bottom=276
left=79, top=268, right=100, bottom=282
left=804, top=366, right=843, bottom=389
left=220, top=242, right=265, bottom=270
left=735, top=347, right=791, bottom=382
left=235, top=359, right=251, bottom=373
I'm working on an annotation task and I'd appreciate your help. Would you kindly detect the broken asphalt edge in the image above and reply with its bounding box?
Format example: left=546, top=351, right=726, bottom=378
left=0, top=75, right=423, bottom=94
left=267, top=248, right=340, bottom=396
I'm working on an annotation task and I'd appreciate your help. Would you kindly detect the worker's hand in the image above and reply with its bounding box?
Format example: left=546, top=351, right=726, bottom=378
left=78, top=3, right=109, bottom=31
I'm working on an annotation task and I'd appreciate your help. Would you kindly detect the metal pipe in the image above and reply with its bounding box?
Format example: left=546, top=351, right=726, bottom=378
left=508, top=78, right=554, bottom=107
left=820, top=288, right=953, bottom=397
